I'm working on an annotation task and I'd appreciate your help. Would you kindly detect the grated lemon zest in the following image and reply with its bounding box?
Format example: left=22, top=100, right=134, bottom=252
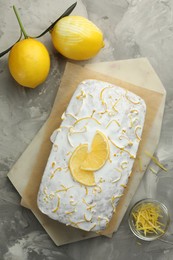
left=125, top=90, right=140, bottom=105
left=145, top=151, right=167, bottom=172
left=132, top=203, right=165, bottom=236
left=135, top=125, right=142, bottom=141
left=74, top=116, right=101, bottom=126
left=52, top=196, right=60, bottom=213
left=106, top=119, right=120, bottom=128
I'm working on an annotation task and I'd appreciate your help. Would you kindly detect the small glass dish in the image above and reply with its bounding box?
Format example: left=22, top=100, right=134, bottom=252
left=128, top=198, right=170, bottom=241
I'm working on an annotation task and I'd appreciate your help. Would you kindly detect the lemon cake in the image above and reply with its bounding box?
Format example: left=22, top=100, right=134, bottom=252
left=37, top=79, right=146, bottom=232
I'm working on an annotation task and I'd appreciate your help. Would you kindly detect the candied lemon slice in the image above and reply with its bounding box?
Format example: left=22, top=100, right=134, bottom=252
left=69, top=144, right=96, bottom=186
left=81, top=131, right=109, bottom=171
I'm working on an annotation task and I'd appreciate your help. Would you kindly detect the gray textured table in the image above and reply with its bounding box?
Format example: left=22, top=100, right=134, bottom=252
left=1, top=0, right=173, bottom=259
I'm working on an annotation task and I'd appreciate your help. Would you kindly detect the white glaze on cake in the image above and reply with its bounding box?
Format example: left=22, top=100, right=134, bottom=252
left=37, top=79, right=146, bottom=232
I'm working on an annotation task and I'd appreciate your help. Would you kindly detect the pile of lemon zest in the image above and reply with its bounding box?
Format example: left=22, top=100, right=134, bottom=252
left=121, top=184, right=127, bottom=188
left=132, top=203, right=165, bottom=236
left=112, top=173, right=122, bottom=183
left=130, top=109, right=139, bottom=114
left=125, top=90, right=140, bottom=104
left=52, top=196, right=60, bottom=213
left=84, top=214, right=92, bottom=222
left=66, top=113, right=78, bottom=120
left=88, top=223, right=97, bottom=231
left=50, top=167, right=62, bottom=179
left=67, top=132, right=74, bottom=147
left=65, top=210, right=76, bottom=215
left=85, top=186, right=88, bottom=196
left=121, top=161, right=128, bottom=169
left=150, top=167, right=157, bottom=174
left=135, top=125, right=142, bottom=141
left=106, top=119, right=121, bottom=128
left=74, top=116, right=101, bottom=126
left=145, top=151, right=168, bottom=172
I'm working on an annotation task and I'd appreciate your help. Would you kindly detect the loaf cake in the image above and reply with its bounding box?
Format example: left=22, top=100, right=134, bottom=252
left=37, top=79, right=146, bottom=232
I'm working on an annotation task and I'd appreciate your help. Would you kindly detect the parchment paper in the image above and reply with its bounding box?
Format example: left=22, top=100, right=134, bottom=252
left=8, top=62, right=164, bottom=245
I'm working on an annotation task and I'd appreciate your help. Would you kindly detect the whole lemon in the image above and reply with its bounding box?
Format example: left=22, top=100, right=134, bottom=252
left=51, top=16, right=104, bottom=60
left=8, top=38, right=50, bottom=88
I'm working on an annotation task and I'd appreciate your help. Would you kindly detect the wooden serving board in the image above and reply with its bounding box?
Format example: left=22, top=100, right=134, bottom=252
left=7, top=59, right=166, bottom=245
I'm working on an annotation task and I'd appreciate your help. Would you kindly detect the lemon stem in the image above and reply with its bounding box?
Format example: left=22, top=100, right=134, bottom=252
left=13, top=5, right=28, bottom=39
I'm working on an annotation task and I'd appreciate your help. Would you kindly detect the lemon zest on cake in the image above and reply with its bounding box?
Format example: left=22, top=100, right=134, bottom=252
left=61, top=112, right=66, bottom=120
left=119, top=135, right=133, bottom=146
left=121, top=184, right=127, bottom=188
left=56, top=185, right=73, bottom=193
left=66, top=113, right=78, bottom=120
left=76, top=90, right=86, bottom=100
left=135, top=126, right=142, bottom=141
left=70, top=200, right=78, bottom=206
left=87, top=203, right=96, bottom=211
left=130, top=109, right=139, bottom=114
left=100, top=86, right=114, bottom=104
left=84, top=214, right=92, bottom=222
left=145, top=151, right=167, bottom=172
left=67, top=132, right=74, bottom=147
left=85, top=186, right=88, bottom=196
left=51, top=162, right=56, bottom=168
left=106, top=119, right=120, bottom=128
left=112, top=96, right=122, bottom=111
left=112, top=173, right=122, bottom=183
left=125, top=90, right=140, bottom=105
left=52, top=196, right=60, bottom=213
left=88, top=223, right=97, bottom=231
left=50, top=167, right=62, bottom=179
left=115, top=167, right=123, bottom=173
left=93, top=185, right=102, bottom=194
left=65, top=210, right=76, bottom=215
left=74, top=116, right=101, bottom=126
left=121, top=161, right=128, bottom=169
left=108, top=137, right=124, bottom=150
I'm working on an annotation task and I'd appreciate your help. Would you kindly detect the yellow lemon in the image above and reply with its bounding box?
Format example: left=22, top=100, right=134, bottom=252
left=81, top=131, right=109, bottom=171
left=51, top=16, right=104, bottom=60
left=69, top=144, right=95, bottom=186
left=8, top=38, right=50, bottom=88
